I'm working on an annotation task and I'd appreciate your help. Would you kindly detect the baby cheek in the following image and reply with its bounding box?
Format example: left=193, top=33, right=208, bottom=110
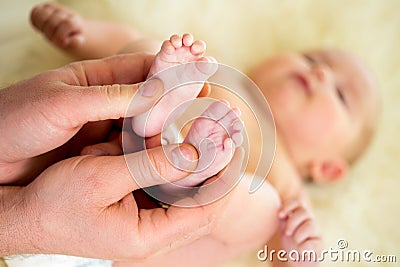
left=297, top=108, right=338, bottom=147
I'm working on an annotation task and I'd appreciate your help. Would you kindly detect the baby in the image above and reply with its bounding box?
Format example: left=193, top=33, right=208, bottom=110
left=29, top=2, right=379, bottom=267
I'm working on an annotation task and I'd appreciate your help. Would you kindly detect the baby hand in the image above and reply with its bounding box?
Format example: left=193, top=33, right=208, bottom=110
left=278, top=199, right=324, bottom=266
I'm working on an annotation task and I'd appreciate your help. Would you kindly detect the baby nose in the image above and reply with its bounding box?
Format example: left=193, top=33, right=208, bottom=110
left=311, top=64, right=333, bottom=89
left=312, top=64, right=327, bottom=82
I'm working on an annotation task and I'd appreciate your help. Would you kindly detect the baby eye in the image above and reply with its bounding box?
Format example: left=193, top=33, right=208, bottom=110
left=336, top=87, right=347, bottom=106
left=303, top=54, right=317, bottom=65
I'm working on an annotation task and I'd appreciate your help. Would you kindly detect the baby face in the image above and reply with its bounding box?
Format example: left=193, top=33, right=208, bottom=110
left=249, top=50, right=378, bottom=177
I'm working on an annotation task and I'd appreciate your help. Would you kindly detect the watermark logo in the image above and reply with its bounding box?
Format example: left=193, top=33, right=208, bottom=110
left=337, top=238, right=348, bottom=250
left=257, top=239, right=397, bottom=263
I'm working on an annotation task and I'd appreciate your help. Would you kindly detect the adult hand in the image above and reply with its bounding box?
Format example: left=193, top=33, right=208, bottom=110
left=0, top=53, right=211, bottom=185
left=0, top=52, right=237, bottom=260
left=0, top=53, right=161, bottom=185
left=0, top=144, right=245, bottom=260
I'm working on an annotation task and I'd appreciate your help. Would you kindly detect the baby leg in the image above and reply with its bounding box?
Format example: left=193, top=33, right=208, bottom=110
left=159, top=101, right=243, bottom=193
left=30, top=2, right=160, bottom=59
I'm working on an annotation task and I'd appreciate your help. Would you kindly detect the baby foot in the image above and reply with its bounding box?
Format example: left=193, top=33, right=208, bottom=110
left=148, top=33, right=208, bottom=77
left=132, top=33, right=218, bottom=137
left=30, top=2, right=84, bottom=47
left=160, top=101, right=243, bottom=193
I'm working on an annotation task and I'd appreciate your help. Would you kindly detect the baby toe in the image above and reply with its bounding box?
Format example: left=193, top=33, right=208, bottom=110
left=223, top=138, right=234, bottom=151
left=232, top=119, right=244, bottom=131
left=232, top=107, right=242, bottom=117
left=170, top=34, right=183, bottom=48
left=219, top=99, right=230, bottom=106
left=42, top=10, right=69, bottom=40
left=219, top=108, right=241, bottom=129
left=53, top=16, right=82, bottom=46
left=182, top=33, right=194, bottom=46
left=160, top=39, right=176, bottom=55
left=203, top=101, right=231, bottom=121
left=190, top=40, right=206, bottom=55
left=195, top=56, right=218, bottom=76
left=31, top=3, right=56, bottom=30
left=231, top=132, right=243, bottom=147
left=68, top=34, right=85, bottom=48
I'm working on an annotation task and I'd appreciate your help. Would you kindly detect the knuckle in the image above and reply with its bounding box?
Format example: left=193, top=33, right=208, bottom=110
left=73, top=156, right=106, bottom=194
left=65, top=61, right=88, bottom=85
left=101, top=84, right=124, bottom=117
left=143, top=153, right=167, bottom=184
left=137, top=150, right=164, bottom=186
left=84, top=172, right=104, bottom=192
left=151, top=155, right=169, bottom=180
left=118, top=233, right=152, bottom=260
left=104, top=84, right=122, bottom=101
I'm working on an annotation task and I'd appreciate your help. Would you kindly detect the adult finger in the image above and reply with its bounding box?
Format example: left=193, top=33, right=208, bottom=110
left=62, top=53, right=155, bottom=86
left=79, top=143, right=199, bottom=204
left=0, top=54, right=159, bottom=162
left=0, top=79, right=163, bottom=162
left=66, top=78, right=164, bottom=128
left=53, top=53, right=162, bottom=127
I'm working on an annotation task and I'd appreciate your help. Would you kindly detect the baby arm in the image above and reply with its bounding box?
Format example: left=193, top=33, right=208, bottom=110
left=274, top=198, right=324, bottom=267
left=266, top=142, right=325, bottom=267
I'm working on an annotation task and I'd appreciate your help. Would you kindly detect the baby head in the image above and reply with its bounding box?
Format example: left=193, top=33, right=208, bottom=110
left=249, top=49, right=379, bottom=183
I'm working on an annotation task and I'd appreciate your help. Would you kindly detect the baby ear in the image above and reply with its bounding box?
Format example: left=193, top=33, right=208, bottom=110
left=309, top=158, right=348, bottom=183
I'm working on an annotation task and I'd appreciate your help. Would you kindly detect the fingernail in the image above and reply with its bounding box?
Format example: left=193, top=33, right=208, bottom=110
left=139, top=79, right=162, bottom=97
left=171, top=145, right=197, bottom=171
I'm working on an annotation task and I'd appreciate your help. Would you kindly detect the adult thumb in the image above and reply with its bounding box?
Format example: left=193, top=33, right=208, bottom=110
left=85, top=143, right=199, bottom=204
left=72, top=78, right=163, bottom=126
left=126, top=143, right=199, bottom=188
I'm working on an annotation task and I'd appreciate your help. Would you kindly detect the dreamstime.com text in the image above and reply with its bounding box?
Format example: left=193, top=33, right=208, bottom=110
left=257, top=239, right=397, bottom=263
